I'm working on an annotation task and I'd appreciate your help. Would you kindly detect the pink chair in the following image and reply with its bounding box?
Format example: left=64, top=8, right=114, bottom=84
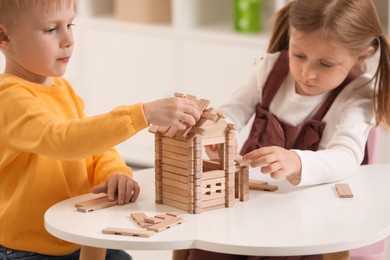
left=350, top=128, right=387, bottom=260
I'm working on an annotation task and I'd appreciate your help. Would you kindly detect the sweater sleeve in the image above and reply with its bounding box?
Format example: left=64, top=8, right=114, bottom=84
left=0, top=84, right=149, bottom=161
left=293, top=74, right=375, bottom=186
left=89, top=148, right=133, bottom=186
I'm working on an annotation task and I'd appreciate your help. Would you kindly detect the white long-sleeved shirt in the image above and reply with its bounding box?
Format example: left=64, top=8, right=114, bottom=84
left=219, top=52, right=375, bottom=186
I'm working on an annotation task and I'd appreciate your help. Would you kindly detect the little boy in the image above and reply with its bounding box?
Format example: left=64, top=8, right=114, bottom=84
left=0, top=1, right=201, bottom=259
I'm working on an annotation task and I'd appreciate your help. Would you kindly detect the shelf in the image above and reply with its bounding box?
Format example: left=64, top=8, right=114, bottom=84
left=72, top=0, right=390, bottom=166
left=76, top=0, right=279, bottom=45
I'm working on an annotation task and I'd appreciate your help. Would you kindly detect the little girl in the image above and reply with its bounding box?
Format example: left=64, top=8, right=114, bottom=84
left=191, top=0, right=390, bottom=259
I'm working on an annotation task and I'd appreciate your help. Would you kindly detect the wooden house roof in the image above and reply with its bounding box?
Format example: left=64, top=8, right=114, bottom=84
left=148, top=93, right=235, bottom=142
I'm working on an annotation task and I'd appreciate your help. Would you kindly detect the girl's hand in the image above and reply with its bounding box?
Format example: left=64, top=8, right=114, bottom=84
left=242, top=146, right=302, bottom=179
left=204, top=139, right=239, bottom=160
left=205, top=144, right=220, bottom=160
left=91, top=173, right=140, bottom=205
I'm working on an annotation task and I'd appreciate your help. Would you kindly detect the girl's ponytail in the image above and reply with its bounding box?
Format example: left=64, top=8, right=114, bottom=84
left=267, top=1, right=294, bottom=53
left=374, top=35, right=390, bottom=127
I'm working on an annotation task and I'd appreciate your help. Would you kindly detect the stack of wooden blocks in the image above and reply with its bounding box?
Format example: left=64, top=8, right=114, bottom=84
left=149, top=93, right=249, bottom=214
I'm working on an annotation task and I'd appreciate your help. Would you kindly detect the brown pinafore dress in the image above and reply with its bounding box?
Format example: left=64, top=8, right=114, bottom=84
left=187, top=52, right=367, bottom=260
left=240, top=51, right=368, bottom=164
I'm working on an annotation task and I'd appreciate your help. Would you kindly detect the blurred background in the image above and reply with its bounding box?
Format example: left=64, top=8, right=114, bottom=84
left=0, top=1, right=388, bottom=259
left=1, top=0, right=387, bottom=168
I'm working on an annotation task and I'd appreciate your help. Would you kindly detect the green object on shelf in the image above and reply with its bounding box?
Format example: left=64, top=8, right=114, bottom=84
left=233, top=0, right=261, bottom=33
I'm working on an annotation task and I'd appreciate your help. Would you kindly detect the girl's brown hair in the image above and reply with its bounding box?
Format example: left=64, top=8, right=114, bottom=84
left=268, top=0, right=390, bottom=127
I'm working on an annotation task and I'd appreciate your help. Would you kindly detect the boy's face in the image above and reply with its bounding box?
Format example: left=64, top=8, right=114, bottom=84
left=3, top=1, right=75, bottom=85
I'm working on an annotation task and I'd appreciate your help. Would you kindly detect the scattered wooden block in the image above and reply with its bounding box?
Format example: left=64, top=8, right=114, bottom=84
left=74, top=194, right=107, bottom=208
left=155, top=214, right=175, bottom=220
left=249, top=179, right=278, bottom=192
left=147, top=217, right=183, bottom=232
left=75, top=195, right=118, bottom=213
left=335, top=183, right=353, bottom=198
left=166, top=212, right=185, bottom=218
left=130, top=212, right=151, bottom=228
left=144, top=217, right=164, bottom=224
left=102, top=227, right=154, bottom=238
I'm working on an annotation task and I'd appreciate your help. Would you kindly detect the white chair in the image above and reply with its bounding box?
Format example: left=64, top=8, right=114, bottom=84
left=350, top=127, right=387, bottom=260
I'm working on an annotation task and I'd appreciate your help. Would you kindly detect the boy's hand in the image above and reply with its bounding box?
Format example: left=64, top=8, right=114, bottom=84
left=242, top=146, right=302, bottom=179
left=143, top=97, right=201, bottom=130
left=91, top=173, right=140, bottom=205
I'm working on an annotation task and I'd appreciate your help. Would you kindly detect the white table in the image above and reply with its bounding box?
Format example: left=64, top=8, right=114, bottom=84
left=45, top=164, right=390, bottom=257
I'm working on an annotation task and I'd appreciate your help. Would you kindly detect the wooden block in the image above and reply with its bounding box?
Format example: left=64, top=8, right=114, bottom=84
left=191, top=126, right=205, bottom=135
left=74, top=194, right=107, bottom=208
left=202, top=169, right=225, bottom=180
left=249, top=180, right=278, bottom=192
left=201, top=203, right=225, bottom=212
left=335, top=183, right=353, bottom=198
left=130, top=212, right=149, bottom=227
left=202, top=136, right=226, bottom=146
left=164, top=127, right=178, bottom=138
left=162, top=191, right=188, bottom=204
left=249, top=179, right=268, bottom=186
left=163, top=143, right=192, bottom=155
left=199, top=99, right=211, bottom=109
left=155, top=214, right=175, bottom=220
left=144, top=217, right=164, bottom=224
left=148, top=124, right=159, bottom=133
left=174, top=92, right=186, bottom=98
left=147, top=217, right=183, bottom=232
left=161, top=197, right=189, bottom=212
left=201, top=111, right=218, bottom=121
left=157, top=126, right=170, bottom=134
left=102, top=227, right=154, bottom=238
left=166, top=212, right=185, bottom=218
left=216, top=112, right=225, bottom=119
left=162, top=136, right=191, bottom=148
left=76, top=197, right=118, bottom=213
left=201, top=197, right=225, bottom=208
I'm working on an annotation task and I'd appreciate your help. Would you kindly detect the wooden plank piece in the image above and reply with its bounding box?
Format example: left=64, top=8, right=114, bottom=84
left=76, top=199, right=117, bottom=213
left=102, top=227, right=154, bottom=238
left=74, top=194, right=107, bottom=208
left=249, top=179, right=278, bottom=192
left=335, top=183, right=353, bottom=198
left=147, top=217, right=183, bottom=232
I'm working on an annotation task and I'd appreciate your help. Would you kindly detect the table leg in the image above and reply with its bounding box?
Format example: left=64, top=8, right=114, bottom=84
left=79, top=246, right=106, bottom=260
left=172, top=249, right=190, bottom=260
left=323, top=251, right=350, bottom=260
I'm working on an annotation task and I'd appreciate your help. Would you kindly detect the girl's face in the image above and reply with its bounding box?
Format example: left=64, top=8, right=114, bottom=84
left=288, top=27, right=359, bottom=96
left=3, top=1, right=75, bottom=85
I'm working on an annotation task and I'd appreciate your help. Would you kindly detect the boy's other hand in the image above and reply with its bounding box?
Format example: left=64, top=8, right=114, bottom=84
left=91, top=173, right=140, bottom=205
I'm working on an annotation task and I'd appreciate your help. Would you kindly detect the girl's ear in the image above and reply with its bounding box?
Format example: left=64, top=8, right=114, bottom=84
left=0, top=25, right=11, bottom=50
left=356, top=46, right=376, bottom=65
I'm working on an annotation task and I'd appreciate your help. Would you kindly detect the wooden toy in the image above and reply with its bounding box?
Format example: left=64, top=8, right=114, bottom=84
left=147, top=217, right=183, bottom=232
left=130, top=212, right=152, bottom=228
left=249, top=179, right=278, bottom=192
left=149, top=93, right=250, bottom=214
left=102, top=212, right=184, bottom=238
left=335, top=183, right=353, bottom=198
left=102, top=227, right=154, bottom=238
left=75, top=195, right=118, bottom=213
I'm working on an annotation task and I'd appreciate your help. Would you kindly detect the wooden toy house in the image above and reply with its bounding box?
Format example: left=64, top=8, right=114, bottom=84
left=149, top=93, right=249, bottom=214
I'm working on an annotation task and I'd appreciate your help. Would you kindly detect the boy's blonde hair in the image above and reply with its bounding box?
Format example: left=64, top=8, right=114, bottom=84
left=0, top=0, right=74, bottom=28
left=268, top=0, right=390, bottom=127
